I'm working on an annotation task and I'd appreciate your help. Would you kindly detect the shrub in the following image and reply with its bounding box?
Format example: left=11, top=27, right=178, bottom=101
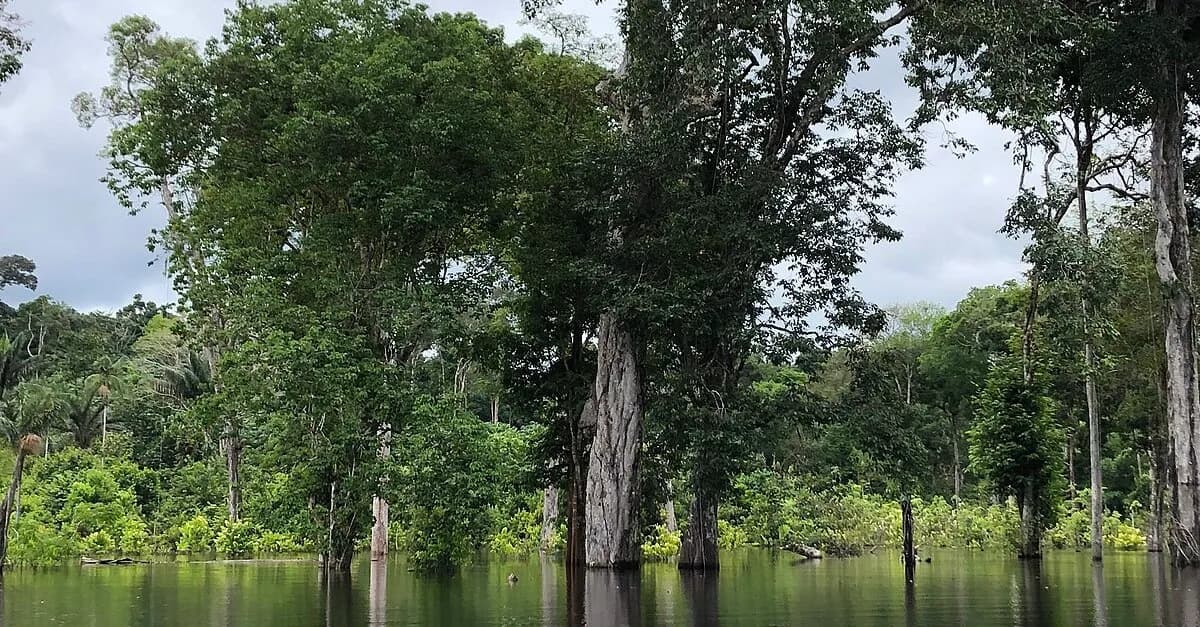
left=80, top=530, right=115, bottom=555
left=177, top=515, right=213, bottom=553
left=118, top=517, right=150, bottom=554
left=215, top=519, right=259, bottom=556
left=641, top=524, right=681, bottom=561
left=717, top=519, right=749, bottom=550
left=252, top=531, right=304, bottom=553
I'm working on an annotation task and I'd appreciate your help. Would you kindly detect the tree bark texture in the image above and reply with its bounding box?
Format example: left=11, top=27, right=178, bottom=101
left=901, top=497, right=915, bottom=583
left=584, top=313, right=644, bottom=568
left=679, top=482, right=718, bottom=570
left=1077, top=155, right=1104, bottom=563
left=223, top=430, right=242, bottom=522
left=1149, top=21, right=1200, bottom=563
left=1018, top=483, right=1042, bottom=559
left=541, top=485, right=560, bottom=551
left=0, top=447, right=27, bottom=576
left=371, top=432, right=391, bottom=561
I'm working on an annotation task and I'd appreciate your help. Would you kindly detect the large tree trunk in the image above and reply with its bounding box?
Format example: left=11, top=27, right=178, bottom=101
left=223, top=428, right=241, bottom=522
left=1017, top=483, right=1042, bottom=559
left=0, top=447, right=28, bottom=576
left=584, top=313, right=644, bottom=568
left=1149, top=25, right=1200, bottom=564
left=679, top=482, right=718, bottom=570
left=541, top=485, right=560, bottom=551
left=664, top=494, right=678, bottom=534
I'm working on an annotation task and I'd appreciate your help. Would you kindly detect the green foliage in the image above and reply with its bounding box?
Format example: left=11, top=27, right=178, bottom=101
left=176, top=515, right=213, bottom=553
left=215, top=519, right=257, bottom=556
left=392, top=398, right=508, bottom=570
left=641, top=525, right=681, bottom=561
left=1047, top=491, right=1147, bottom=552
left=252, top=531, right=304, bottom=554
left=969, top=356, right=1065, bottom=530
left=723, top=470, right=1019, bottom=555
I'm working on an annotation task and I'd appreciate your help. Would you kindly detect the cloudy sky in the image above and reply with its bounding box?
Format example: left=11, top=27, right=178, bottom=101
left=0, top=0, right=1024, bottom=314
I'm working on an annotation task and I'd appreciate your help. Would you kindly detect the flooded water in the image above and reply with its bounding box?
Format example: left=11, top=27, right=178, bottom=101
left=4, top=549, right=1200, bottom=626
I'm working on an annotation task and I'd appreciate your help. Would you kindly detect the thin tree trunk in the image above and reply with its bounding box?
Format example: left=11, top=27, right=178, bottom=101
left=371, top=432, right=391, bottom=561
left=223, top=430, right=241, bottom=521
left=952, top=417, right=962, bottom=505
left=584, top=313, right=643, bottom=568
left=541, top=485, right=560, bottom=551
left=0, top=448, right=28, bottom=576
left=901, top=497, right=915, bottom=583
left=1077, top=144, right=1104, bottom=562
left=1067, top=434, right=1078, bottom=500
left=490, top=396, right=500, bottom=424
left=679, top=481, right=718, bottom=570
left=1149, top=449, right=1164, bottom=552
left=1149, top=19, right=1200, bottom=564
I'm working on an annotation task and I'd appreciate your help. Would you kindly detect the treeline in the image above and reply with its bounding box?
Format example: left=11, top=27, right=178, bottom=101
left=0, top=0, right=1197, bottom=573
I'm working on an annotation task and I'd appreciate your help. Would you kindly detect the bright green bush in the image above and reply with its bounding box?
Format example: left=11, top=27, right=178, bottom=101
left=252, top=531, right=305, bottom=553
left=641, top=524, right=681, bottom=561
left=117, top=517, right=150, bottom=554
left=215, top=519, right=258, bottom=556
left=1047, top=491, right=1147, bottom=551
left=177, top=515, right=214, bottom=553
left=717, top=519, right=749, bottom=549
left=80, top=530, right=116, bottom=555
left=724, top=470, right=1019, bottom=554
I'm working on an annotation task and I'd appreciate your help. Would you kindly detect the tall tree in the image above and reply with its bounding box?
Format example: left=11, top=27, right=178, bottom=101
left=0, top=0, right=28, bottom=91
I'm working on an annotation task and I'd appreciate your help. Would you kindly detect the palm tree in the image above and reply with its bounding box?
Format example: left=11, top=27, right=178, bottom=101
left=0, top=381, right=63, bottom=575
left=0, top=332, right=37, bottom=397
left=60, top=377, right=110, bottom=449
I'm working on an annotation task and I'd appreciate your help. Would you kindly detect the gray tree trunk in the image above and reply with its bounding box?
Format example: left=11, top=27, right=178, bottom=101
left=1077, top=158, right=1104, bottom=563
left=1149, top=450, right=1164, bottom=552
left=584, top=313, right=643, bottom=568
left=679, top=482, right=718, bottom=570
left=1018, top=483, right=1042, bottom=559
left=223, top=431, right=241, bottom=521
left=0, top=447, right=28, bottom=577
left=1149, top=24, right=1200, bottom=564
left=541, top=485, right=560, bottom=551
left=371, top=431, right=391, bottom=561
left=664, top=495, right=678, bottom=534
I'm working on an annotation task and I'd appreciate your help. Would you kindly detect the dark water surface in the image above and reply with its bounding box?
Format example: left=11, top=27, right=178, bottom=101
left=4, top=549, right=1200, bottom=626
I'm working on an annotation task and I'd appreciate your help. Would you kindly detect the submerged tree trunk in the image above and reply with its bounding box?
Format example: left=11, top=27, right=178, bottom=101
left=0, top=446, right=29, bottom=576
left=223, top=429, right=241, bottom=522
left=584, top=313, right=644, bottom=568
left=370, top=495, right=389, bottom=561
left=679, top=482, right=718, bottom=570
left=541, top=485, right=560, bottom=551
left=371, top=430, right=391, bottom=561
left=1149, top=25, right=1200, bottom=564
left=1018, top=483, right=1042, bottom=559
left=901, top=497, right=915, bottom=583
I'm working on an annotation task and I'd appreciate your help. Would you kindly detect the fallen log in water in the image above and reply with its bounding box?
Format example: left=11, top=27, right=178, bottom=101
left=81, top=557, right=148, bottom=565
left=781, top=544, right=823, bottom=559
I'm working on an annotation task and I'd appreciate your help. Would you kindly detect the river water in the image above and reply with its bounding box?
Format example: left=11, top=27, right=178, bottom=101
left=4, top=549, right=1199, bottom=625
